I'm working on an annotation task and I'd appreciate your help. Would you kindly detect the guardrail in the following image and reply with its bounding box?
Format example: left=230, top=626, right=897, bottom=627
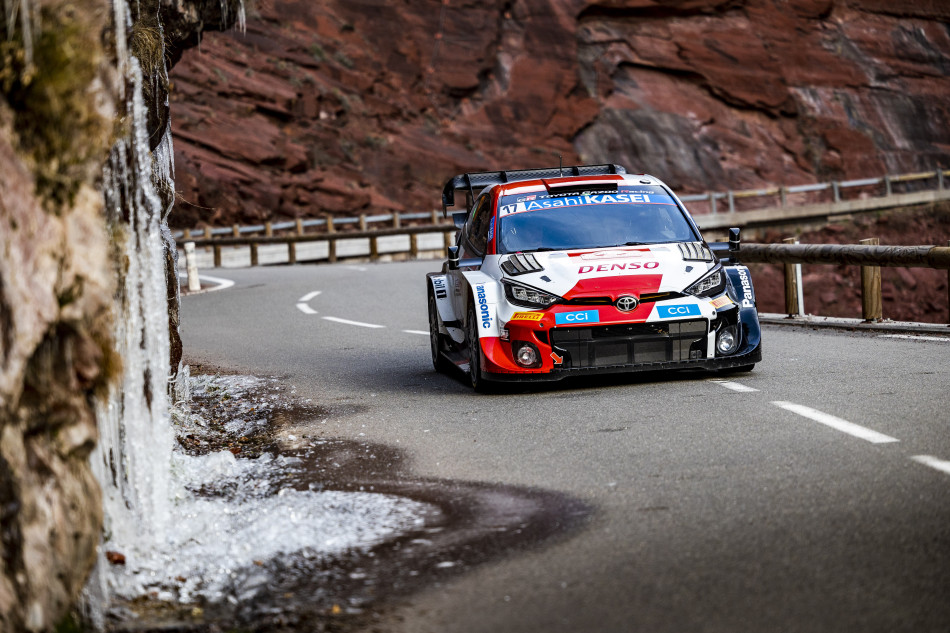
left=177, top=167, right=950, bottom=324
left=737, top=241, right=950, bottom=324
left=173, top=167, right=950, bottom=242
left=182, top=213, right=456, bottom=267
left=680, top=168, right=948, bottom=215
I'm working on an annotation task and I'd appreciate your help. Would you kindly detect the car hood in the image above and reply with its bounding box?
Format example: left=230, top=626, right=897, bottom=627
left=501, top=244, right=715, bottom=300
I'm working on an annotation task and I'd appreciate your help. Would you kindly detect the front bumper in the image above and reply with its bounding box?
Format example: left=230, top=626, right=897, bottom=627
left=479, top=304, right=761, bottom=382
left=483, top=343, right=761, bottom=382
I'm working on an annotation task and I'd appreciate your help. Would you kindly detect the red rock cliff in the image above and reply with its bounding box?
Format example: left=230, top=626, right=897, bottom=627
left=169, top=0, right=950, bottom=226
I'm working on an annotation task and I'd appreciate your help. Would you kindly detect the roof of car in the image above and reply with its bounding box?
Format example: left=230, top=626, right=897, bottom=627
left=441, top=163, right=630, bottom=212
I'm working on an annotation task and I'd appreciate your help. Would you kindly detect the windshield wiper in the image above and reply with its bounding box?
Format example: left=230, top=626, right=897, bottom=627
left=597, top=241, right=652, bottom=248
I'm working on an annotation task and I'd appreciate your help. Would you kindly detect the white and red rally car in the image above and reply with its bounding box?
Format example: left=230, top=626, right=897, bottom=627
left=426, top=164, right=762, bottom=390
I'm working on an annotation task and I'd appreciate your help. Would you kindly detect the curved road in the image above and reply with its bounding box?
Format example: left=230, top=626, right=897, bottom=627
left=181, top=260, right=950, bottom=633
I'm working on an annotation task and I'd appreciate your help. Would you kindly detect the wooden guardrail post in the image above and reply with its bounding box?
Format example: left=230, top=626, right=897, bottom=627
left=326, top=214, right=337, bottom=262
left=232, top=224, right=240, bottom=237
left=289, top=218, right=301, bottom=264
left=370, top=236, right=379, bottom=260
left=393, top=212, right=401, bottom=229
left=832, top=181, right=841, bottom=203
left=250, top=242, right=259, bottom=267
left=213, top=244, right=222, bottom=268
left=409, top=234, right=419, bottom=258
left=265, top=221, right=273, bottom=237
left=727, top=190, right=735, bottom=213
left=709, top=192, right=717, bottom=215
left=783, top=237, right=804, bottom=317
left=884, top=175, right=892, bottom=196
left=359, top=214, right=367, bottom=231
left=183, top=228, right=191, bottom=240
left=779, top=186, right=787, bottom=207
left=939, top=168, right=945, bottom=191
left=859, top=237, right=882, bottom=321
left=431, top=209, right=440, bottom=225
left=444, top=231, right=453, bottom=249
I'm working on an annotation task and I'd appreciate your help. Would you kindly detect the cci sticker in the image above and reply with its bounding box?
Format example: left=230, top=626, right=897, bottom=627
left=555, top=310, right=599, bottom=325
left=656, top=304, right=701, bottom=319
left=510, top=312, right=544, bottom=321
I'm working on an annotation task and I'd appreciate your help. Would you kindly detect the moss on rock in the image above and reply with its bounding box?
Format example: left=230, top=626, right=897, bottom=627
left=1, top=2, right=115, bottom=212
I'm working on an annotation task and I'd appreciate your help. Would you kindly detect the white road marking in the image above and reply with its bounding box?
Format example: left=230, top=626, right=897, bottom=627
left=771, top=401, right=899, bottom=444
left=177, top=273, right=235, bottom=292
left=299, top=290, right=322, bottom=302
left=346, top=266, right=368, bottom=272
left=710, top=379, right=758, bottom=393
left=911, top=455, right=950, bottom=476
left=322, top=316, right=385, bottom=329
left=296, top=303, right=318, bottom=315
left=879, top=334, right=950, bottom=343
left=403, top=330, right=429, bottom=336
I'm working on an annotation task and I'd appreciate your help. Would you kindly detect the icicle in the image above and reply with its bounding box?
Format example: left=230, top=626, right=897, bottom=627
left=237, top=0, right=246, bottom=34
left=3, top=0, right=36, bottom=67
left=113, top=0, right=128, bottom=99
left=85, top=30, right=175, bottom=620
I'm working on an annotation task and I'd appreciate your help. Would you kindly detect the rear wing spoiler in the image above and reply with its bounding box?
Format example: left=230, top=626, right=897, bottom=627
left=441, top=163, right=628, bottom=214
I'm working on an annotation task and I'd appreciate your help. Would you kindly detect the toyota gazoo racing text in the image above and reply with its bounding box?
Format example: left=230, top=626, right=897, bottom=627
left=426, top=164, right=762, bottom=390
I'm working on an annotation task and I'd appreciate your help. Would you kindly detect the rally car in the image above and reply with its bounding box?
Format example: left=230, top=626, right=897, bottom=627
left=426, top=164, right=762, bottom=390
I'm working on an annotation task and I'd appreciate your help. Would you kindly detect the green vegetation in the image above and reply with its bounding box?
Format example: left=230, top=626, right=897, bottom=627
left=54, top=611, right=87, bottom=633
left=1, top=5, right=114, bottom=211
left=309, top=42, right=326, bottom=62
left=334, top=51, right=355, bottom=69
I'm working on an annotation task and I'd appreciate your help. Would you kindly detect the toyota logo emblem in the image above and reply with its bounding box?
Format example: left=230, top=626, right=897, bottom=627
left=616, top=295, right=639, bottom=312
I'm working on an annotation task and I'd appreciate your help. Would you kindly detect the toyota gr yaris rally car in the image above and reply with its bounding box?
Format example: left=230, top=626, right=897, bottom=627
left=426, top=164, right=762, bottom=390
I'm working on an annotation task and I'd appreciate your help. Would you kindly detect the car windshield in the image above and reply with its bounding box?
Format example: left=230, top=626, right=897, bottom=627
left=496, top=185, right=699, bottom=254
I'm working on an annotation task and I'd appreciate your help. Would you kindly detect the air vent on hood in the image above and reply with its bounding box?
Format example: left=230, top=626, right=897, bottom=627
left=677, top=242, right=714, bottom=262
left=501, top=253, right=544, bottom=276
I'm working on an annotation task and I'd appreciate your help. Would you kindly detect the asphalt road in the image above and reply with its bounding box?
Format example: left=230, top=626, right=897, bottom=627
left=181, top=260, right=950, bottom=633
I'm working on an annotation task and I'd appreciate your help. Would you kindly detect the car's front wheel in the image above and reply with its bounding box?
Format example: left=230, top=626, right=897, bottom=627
left=467, top=303, right=486, bottom=391
left=428, top=292, right=450, bottom=373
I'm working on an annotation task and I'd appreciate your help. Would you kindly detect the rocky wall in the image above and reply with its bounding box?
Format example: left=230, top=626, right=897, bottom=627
left=0, top=0, right=242, bottom=628
left=167, top=0, right=950, bottom=227
left=0, top=0, right=119, bottom=628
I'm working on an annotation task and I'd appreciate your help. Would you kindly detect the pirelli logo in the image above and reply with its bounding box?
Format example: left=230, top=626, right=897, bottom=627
left=510, top=312, right=544, bottom=321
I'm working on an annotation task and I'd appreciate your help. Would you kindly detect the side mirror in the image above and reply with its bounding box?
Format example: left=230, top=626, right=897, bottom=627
left=728, top=227, right=740, bottom=255
left=447, top=245, right=460, bottom=270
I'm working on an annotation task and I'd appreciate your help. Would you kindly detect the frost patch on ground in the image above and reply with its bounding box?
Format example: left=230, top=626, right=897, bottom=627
left=103, top=374, right=432, bottom=605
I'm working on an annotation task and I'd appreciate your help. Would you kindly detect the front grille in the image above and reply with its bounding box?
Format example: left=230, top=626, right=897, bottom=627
left=562, top=292, right=685, bottom=307
left=550, top=319, right=708, bottom=368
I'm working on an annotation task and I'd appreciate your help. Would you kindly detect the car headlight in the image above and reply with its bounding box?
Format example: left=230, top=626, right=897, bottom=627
left=685, top=265, right=727, bottom=298
left=503, top=281, right=561, bottom=308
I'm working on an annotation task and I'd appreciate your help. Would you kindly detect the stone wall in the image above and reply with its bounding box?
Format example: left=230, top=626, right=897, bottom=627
left=0, top=0, right=118, bottom=628
left=0, top=0, right=241, bottom=628
left=167, top=0, right=950, bottom=226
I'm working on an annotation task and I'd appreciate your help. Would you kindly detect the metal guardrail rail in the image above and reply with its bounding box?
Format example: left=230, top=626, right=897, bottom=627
left=177, top=167, right=950, bottom=324
left=735, top=241, right=950, bottom=324
left=174, top=167, right=950, bottom=241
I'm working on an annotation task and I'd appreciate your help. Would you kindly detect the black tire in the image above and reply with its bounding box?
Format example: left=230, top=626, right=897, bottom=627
left=428, top=292, right=450, bottom=373
left=467, top=303, right=486, bottom=391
